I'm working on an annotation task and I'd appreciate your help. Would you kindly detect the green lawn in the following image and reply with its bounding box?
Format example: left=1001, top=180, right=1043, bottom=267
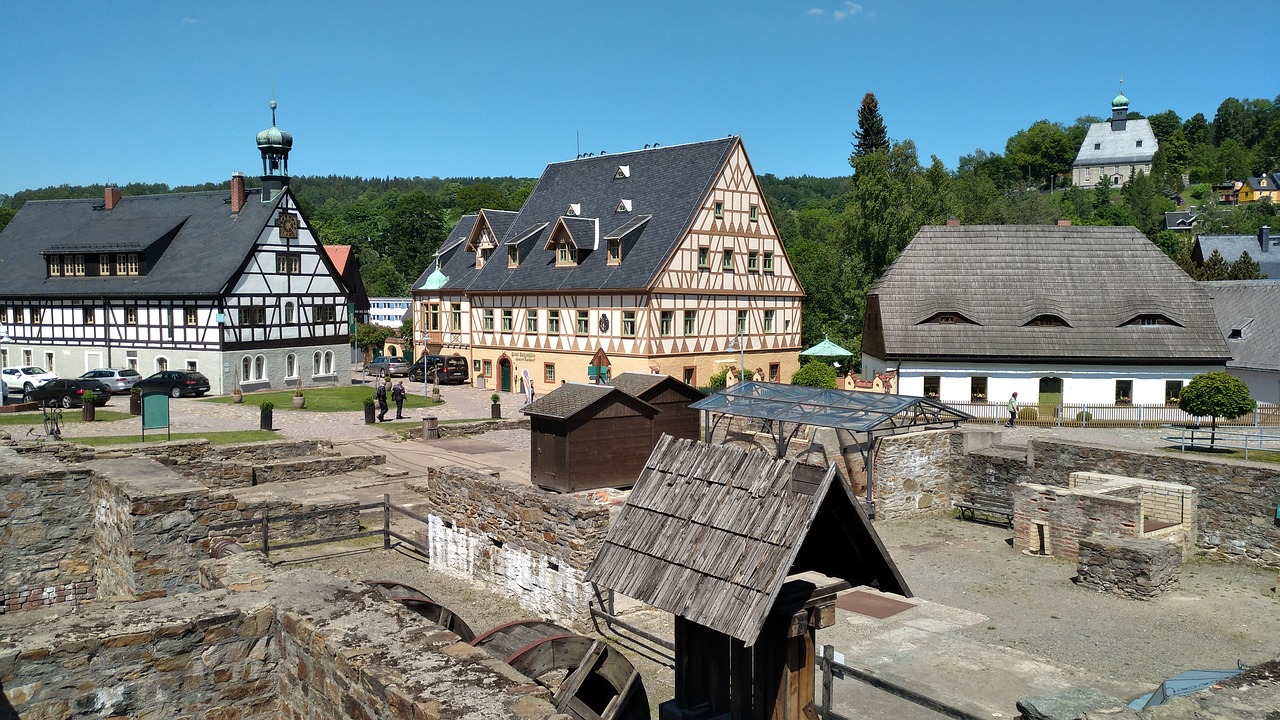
left=0, top=409, right=133, bottom=425
left=202, top=386, right=443, bottom=413
left=1162, top=445, right=1280, bottom=465
left=70, top=430, right=280, bottom=446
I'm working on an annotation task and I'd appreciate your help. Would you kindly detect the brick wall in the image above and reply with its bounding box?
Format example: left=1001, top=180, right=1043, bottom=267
left=1012, top=483, right=1142, bottom=560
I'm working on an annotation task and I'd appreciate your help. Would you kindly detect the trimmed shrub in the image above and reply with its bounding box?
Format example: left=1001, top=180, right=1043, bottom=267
left=1018, top=407, right=1038, bottom=421
left=791, top=362, right=837, bottom=389
left=1076, top=410, right=1092, bottom=423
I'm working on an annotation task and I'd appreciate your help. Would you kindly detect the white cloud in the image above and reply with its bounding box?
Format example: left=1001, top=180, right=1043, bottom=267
left=182, top=17, right=202, bottom=24
left=832, top=2, right=863, bottom=20
left=807, top=8, right=825, bottom=16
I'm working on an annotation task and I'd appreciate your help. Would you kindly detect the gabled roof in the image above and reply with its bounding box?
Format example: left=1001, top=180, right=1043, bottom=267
left=0, top=188, right=284, bottom=297
left=1193, top=233, right=1279, bottom=280
left=691, top=381, right=970, bottom=434
left=609, top=371, right=704, bottom=403
left=867, top=225, right=1231, bottom=363
left=416, top=138, right=737, bottom=295
left=520, top=382, right=657, bottom=421
left=586, top=436, right=909, bottom=645
left=1243, top=176, right=1278, bottom=192
left=1203, top=280, right=1280, bottom=373
left=323, top=244, right=354, bottom=274
left=1073, top=119, right=1158, bottom=167
left=1164, top=210, right=1198, bottom=230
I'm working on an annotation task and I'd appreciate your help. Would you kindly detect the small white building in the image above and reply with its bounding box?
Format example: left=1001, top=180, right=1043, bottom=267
left=861, top=222, right=1230, bottom=408
left=1071, top=87, right=1157, bottom=188
left=367, top=297, right=411, bottom=328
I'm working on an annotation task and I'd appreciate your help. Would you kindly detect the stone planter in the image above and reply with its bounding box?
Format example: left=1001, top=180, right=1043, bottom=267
left=233, top=392, right=244, bottom=404
left=491, top=403, right=501, bottom=419
left=260, top=408, right=273, bottom=430
left=364, top=405, right=377, bottom=424
left=82, top=404, right=96, bottom=422
left=292, top=396, right=305, bottom=409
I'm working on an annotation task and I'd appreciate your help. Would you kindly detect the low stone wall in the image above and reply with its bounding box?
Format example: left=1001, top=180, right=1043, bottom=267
left=407, top=465, right=611, bottom=623
left=871, top=430, right=958, bottom=519
left=1013, top=483, right=1141, bottom=560
left=252, top=454, right=384, bottom=485
left=405, top=416, right=530, bottom=439
left=1077, top=533, right=1181, bottom=600
left=1031, top=439, right=1280, bottom=567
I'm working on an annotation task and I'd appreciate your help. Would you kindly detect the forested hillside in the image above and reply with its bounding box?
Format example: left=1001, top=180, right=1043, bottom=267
left=2, top=93, right=1275, bottom=366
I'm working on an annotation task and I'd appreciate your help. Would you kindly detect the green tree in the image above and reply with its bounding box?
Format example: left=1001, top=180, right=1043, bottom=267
left=0, top=206, right=15, bottom=234
left=791, top=360, right=837, bottom=389
left=1005, top=120, right=1074, bottom=188
left=454, top=183, right=507, bottom=215
left=1198, top=249, right=1230, bottom=281
left=1178, top=371, right=1256, bottom=444
left=853, top=92, right=889, bottom=157
left=1228, top=250, right=1264, bottom=280
left=1213, top=98, right=1252, bottom=147
left=355, top=323, right=396, bottom=354
left=787, top=236, right=865, bottom=355
left=1147, top=110, right=1182, bottom=142
left=845, top=139, right=939, bottom=279
left=1183, top=113, right=1210, bottom=146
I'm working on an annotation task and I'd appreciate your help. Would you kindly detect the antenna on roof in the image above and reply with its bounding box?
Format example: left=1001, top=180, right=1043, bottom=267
left=600, top=150, right=606, bottom=155
left=576, top=130, right=580, bottom=160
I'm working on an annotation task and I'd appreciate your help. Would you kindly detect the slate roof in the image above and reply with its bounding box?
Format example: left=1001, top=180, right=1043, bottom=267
left=1164, top=210, right=1198, bottom=231
left=520, top=382, right=657, bottom=420
left=586, top=435, right=909, bottom=645
left=0, top=188, right=282, bottom=298
left=1193, top=233, right=1279, bottom=279
left=413, top=138, right=737, bottom=295
left=1203, top=280, right=1280, bottom=373
left=866, top=225, right=1231, bottom=363
left=1243, top=176, right=1278, bottom=192
left=609, top=372, right=668, bottom=399
left=1073, top=119, right=1157, bottom=167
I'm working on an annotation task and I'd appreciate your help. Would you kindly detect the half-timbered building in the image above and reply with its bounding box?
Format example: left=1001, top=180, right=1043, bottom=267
left=409, top=137, right=805, bottom=392
left=0, top=104, right=352, bottom=394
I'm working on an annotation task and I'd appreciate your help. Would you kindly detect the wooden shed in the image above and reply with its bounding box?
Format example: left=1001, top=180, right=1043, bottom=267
left=586, top=435, right=911, bottom=720
left=521, top=383, right=659, bottom=493
left=608, top=372, right=705, bottom=446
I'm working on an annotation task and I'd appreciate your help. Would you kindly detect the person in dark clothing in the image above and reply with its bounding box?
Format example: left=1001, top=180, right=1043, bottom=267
left=392, top=381, right=406, bottom=419
left=376, top=380, right=390, bottom=422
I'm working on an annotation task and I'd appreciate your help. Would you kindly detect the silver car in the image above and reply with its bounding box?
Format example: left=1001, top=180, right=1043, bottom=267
left=80, top=367, right=143, bottom=394
left=364, top=357, right=410, bottom=378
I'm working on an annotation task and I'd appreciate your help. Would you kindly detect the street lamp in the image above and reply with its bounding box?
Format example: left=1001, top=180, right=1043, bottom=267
left=725, top=333, right=746, bottom=383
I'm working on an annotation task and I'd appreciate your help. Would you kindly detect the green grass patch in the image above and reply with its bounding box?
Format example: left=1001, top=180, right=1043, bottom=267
left=0, top=409, right=133, bottom=425
left=69, top=430, right=280, bottom=446
left=202, top=386, right=443, bottom=413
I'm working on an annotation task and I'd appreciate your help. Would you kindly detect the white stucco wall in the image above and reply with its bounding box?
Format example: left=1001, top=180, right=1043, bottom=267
left=1228, top=368, right=1280, bottom=406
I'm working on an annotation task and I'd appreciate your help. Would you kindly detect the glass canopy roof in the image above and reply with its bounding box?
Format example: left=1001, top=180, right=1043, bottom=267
left=689, top=381, right=972, bottom=434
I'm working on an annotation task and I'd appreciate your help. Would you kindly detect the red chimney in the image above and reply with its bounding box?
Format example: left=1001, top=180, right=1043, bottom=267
left=230, top=172, right=246, bottom=214
left=104, top=185, right=121, bottom=210
left=945, top=216, right=960, bottom=227
left=1056, top=219, right=1072, bottom=226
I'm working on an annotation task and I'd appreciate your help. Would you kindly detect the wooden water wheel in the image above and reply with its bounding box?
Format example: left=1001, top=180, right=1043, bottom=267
left=362, top=579, right=476, bottom=642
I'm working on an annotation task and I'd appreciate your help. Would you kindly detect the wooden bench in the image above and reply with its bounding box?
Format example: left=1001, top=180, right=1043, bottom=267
left=954, top=490, right=1014, bottom=527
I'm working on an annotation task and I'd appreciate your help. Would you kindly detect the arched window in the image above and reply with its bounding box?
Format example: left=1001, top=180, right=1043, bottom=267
left=286, top=353, right=297, bottom=378
left=312, top=351, right=322, bottom=376
left=323, top=351, right=333, bottom=374
left=156, top=356, right=168, bottom=372
left=254, top=355, right=266, bottom=380
left=284, top=301, right=295, bottom=325
left=242, top=356, right=252, bottom=383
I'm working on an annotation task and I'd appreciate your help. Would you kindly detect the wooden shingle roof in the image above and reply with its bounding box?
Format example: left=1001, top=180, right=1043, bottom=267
left=520, top=382, right=657, bottom=421
left=586, top=436, right=908, bottom=645
left=866, top=224, right=1231, bottom=363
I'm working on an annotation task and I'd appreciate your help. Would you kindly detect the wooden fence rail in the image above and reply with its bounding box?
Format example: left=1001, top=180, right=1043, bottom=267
left=948, top=401, right=1280, bottom=429
left=207, top=494, right=431, bottom=561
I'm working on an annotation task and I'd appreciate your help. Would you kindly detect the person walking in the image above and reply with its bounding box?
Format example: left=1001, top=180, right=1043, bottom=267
left=392, top=381, right=406, bottom=419
left=376, top=380, right=390, bottom=422
left=1005, top=391, right=1019, bottom=428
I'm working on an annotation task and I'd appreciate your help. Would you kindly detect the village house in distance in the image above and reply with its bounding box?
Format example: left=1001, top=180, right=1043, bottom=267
left=861, top=221, right=1231, bottom=408
left=0, top=102, right=353, bottom=394
left=1070, top=86, right=1158, bottom=188
left=410, top=137, right=804, bottom=391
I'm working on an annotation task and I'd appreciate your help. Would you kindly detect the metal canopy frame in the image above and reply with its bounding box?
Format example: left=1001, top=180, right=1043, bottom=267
left=690, top=382, right=972, bottom=516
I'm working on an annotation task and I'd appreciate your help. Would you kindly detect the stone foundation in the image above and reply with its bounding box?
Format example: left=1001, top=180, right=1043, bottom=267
left=1077, top=533, right=1182, bottom=600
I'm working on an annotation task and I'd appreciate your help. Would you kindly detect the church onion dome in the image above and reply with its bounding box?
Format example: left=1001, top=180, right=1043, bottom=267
left=1112, top=90, right=1130, bottom=108
left=256, top=100, right=294, bottom=150
left=422, top=264, right=449, bottom=290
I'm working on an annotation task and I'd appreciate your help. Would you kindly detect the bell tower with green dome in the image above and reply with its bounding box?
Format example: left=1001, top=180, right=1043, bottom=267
left=1110, top=80, right=1129, bottom=131
left=256, top=99, right=293, bottom=202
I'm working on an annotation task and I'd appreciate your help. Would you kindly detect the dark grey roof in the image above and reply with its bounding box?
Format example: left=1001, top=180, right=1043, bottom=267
left=426, top=138, right=736, bottom=294
left=410, top=211, right=520, bottom=292
left=608, top=372, right=668, bottom=398
left=520, top=382, right=656, bottom=420
left=691, top=381, right=971, bottom=434
left=1243, top=176, right=1278, bottom=192
left=1203, top=280, right=1280, bottom=373
left=0, top=189, right=283, bottom=298
left=1073, top=119, right=1158, bottom=166
left=1193, top=233, right=1279, bottom=279
left=868, top=225, right=1231, bottom=362
left=585, top=435, right=909, bottom=645
left=1164, top=211, right=1198, bottom=230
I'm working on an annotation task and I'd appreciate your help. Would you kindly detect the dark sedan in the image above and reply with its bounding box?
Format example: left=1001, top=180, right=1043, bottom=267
left=25, top=379, right=112, bottom=408
left=136, top=370, right=211, bottom=398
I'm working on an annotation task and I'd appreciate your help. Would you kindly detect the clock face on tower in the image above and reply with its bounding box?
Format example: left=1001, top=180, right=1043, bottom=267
left=277, top=212, right=299, bottom=239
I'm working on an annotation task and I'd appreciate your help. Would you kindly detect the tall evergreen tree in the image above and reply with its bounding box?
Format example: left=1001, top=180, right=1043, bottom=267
left=1228, top=251, right=1264, bottom=280
left=853, top=93, right=889, bottom=158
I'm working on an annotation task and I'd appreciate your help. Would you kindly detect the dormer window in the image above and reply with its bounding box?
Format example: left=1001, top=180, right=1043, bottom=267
left=1026, top=314, right=1069, bottom=327
left=1123, top=314, right=1180, bottom=327
left=921, top=312, right=976, bottom=325
left=556, top=239, right=577, bottom=266
left=615, top=165, right=630, bottom=179
left=608, top=237, right=622, bottom=265
left=507, top=246, right=519, bottom=268
left=616, top=199, right=632, bottom=213
left=476, top=246, right=493, bottom=270
left=566, top=203, right=581, bottom=217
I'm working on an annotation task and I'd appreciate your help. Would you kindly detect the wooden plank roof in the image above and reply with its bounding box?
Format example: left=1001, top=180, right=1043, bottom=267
left=586, top=436, right=908, bottom=645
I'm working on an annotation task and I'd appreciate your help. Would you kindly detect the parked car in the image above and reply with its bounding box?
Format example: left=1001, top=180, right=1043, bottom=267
left=410, top=355, right=470, bottom=385
left=80, top=367, right=143, bottom=394
left=135, top=370, right=211, bottom=398
left=2, top=366, right=57, bottom=393
left=25, top=378, right=112, bottom=408
left=364, top=356, right=410, bottom=378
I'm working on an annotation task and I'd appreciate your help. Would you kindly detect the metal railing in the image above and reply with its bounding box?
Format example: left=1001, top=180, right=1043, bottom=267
left=948, top=400, right=1280, bottom=429
left=206, top=494, right=432, bottom=560
left=1162, top=425, right=1280, bottom=460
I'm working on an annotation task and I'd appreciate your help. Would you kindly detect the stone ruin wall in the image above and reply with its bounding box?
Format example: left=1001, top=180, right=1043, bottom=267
left=0, top=461, right=97, bottom=615
left=870, top=429, right=959, bottom=520
left=1076, top=533, right=1182, bottom=601
left=407, top=465, right=612, bottom=625
left=1011, top=483, right=1142, bottom=561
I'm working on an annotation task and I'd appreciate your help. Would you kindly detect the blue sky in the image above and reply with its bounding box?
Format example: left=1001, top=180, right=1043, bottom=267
left=3, top=1, right=1277, bottom=196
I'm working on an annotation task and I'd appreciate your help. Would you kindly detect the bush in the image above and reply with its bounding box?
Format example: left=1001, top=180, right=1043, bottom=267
left=791, top=362, right=837, bottom=389
left=363, top=395, right=375, bottom=407
left=706, top=368, right=729, bottom=390
left=259, top=401, right=274, bottom=412
left=81, top=390, right=98, bottom=404
left=490, top=393, right=501, bottom=404
left=1075, top=410, right=1092, bottom=423
left=1018, top=407, right=1038, bottom=421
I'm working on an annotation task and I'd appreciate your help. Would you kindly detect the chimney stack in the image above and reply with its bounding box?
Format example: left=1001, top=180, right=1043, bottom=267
left=1056, top=219, right=1073, bottom=226
left=945, top=216, right=960, bottom=227
left=1261, top=225, right=1271, bottom=254
left=104, top=185, right=121, bottom=210
left=230, top=172, right=246, bottom=214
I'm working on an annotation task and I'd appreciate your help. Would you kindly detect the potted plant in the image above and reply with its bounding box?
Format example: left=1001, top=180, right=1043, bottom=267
left=259, top=401, right=274, bottom=431
left=490, top=392, right=501, bottom=419
left=292, top=387, right=305, bottom=409
left=81, top=391, right=98, bottom=422
left=363, top=395, right=377, bottom=424
left=232, top=385, right=244, bottom=404
left=129, top=386, right=142, bottom=415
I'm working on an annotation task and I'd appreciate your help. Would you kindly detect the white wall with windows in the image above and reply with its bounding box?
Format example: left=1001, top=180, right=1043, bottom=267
left=368, top=297, right=412, bottom=328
